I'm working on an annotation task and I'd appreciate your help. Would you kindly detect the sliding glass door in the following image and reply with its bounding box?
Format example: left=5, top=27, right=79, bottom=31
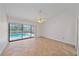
left=23, top=24, right=32, bottom=38
left=9, top=23, right=35, bottom=42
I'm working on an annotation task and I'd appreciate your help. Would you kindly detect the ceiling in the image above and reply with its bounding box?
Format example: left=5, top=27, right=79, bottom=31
left=3, top=3, right=78, bottom=21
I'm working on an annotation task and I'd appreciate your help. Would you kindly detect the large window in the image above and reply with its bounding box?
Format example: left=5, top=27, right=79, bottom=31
left=9, top=23, right=35, bottom=42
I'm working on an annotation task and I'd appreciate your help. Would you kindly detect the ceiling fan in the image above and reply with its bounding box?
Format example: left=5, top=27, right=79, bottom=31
left=36, top=9, right=47, bottom=24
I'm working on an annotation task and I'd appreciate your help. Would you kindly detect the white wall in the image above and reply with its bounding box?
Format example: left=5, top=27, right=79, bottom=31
left=0, top=5, right=8, bottom=54
left=77, top=16, right=79, bottom=55
left=77, top=5, right=79, bottom=56
left=42, top=8, right=76, bottom=45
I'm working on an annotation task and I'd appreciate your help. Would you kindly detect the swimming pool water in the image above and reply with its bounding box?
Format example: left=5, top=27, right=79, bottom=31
left=10, top=33, right=32, bottom=38
left=10, top=33, right=34, bottom=40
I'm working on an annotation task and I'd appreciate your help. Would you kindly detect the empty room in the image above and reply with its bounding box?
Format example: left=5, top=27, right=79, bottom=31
left=0, top=3, right=79, bottom=56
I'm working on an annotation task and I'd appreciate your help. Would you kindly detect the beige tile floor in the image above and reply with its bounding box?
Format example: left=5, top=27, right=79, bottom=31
left=1, top=37, right=76, bottom=56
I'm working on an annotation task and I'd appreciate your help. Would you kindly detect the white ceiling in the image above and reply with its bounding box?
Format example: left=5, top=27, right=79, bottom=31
left=3, top=3, right=78, bottom=21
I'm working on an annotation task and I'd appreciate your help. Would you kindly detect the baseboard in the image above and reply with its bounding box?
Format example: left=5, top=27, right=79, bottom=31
left=40, top=36, right=75, bottom=48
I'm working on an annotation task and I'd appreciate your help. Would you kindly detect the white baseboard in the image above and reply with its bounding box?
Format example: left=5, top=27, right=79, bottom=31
left=41, top=36, right=75, bottom=48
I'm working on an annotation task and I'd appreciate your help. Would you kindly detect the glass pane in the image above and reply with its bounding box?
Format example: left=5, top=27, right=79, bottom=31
left=9, top=23, right=23, bottom=41
left=23, top=24, right=33, bottom=38
left=9, top=23, right=35, bottom=41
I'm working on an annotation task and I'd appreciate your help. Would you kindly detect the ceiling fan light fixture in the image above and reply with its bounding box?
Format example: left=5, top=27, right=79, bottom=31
left=36, top=9, right=47, bottom=23
left=37, top=18, right=47, bottom=23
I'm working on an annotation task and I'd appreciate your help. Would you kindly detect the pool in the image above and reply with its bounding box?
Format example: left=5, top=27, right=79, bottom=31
left=10, top=33, right=34, bottom=41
